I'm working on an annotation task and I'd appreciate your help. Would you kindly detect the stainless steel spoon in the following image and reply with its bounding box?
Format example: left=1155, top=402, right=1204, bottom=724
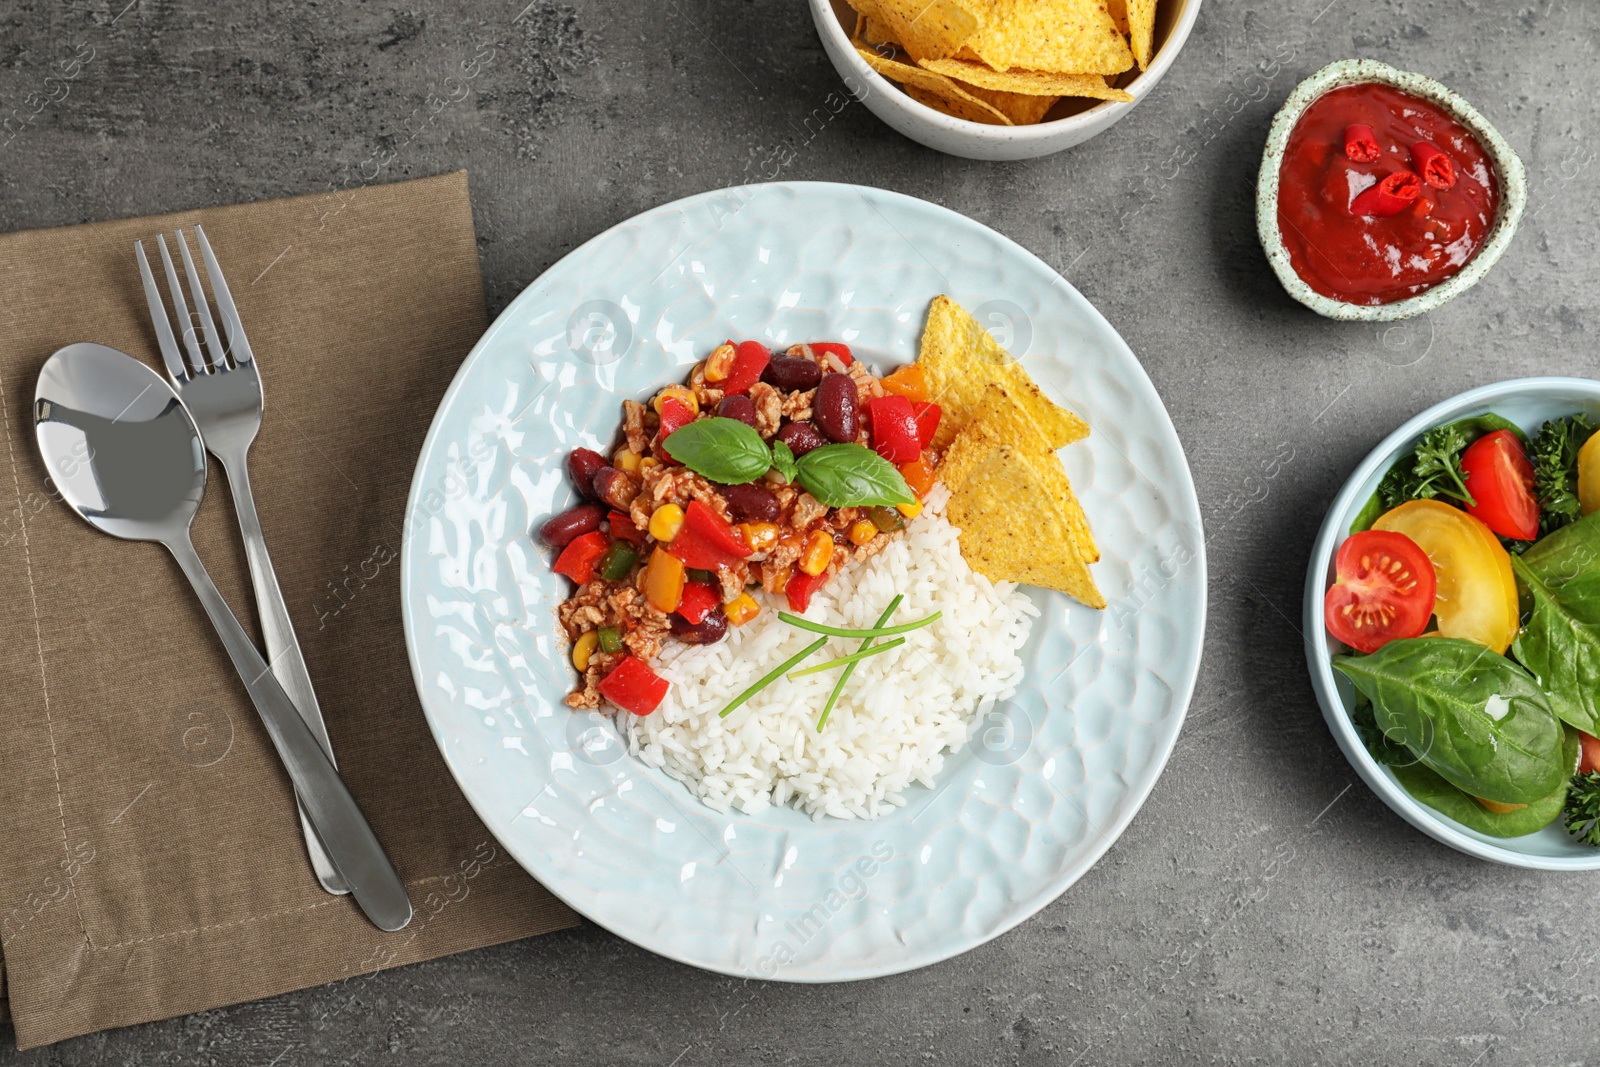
left=34, top=342, right=412, bottom=932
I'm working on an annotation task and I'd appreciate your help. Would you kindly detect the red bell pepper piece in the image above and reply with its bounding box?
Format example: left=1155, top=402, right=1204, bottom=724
left=810, top=342, right=853, bottom=366
left=785, top=570, right=828, bottom=613
left=720, top=340, right=771, bottom=395
left=1342, top=123, right=1379, bottom=163
left=608, top=510, right=646, bottom=545
left=677, top=582, right=720, bottom=624
left=1350, top=169, right=1421, bottom=217
left=667, top=500, right=750, bottom=570
left=657, top=396, right=696, bottom=463
left=552, top=530, right=609, bottom=585
left=1410, top=141, right=1457, bottom=190
left=911, top=401, right=942, bottom=450
left=597, top=655, right=669, bottom=716
left=869, top=395, right=920, bottom=464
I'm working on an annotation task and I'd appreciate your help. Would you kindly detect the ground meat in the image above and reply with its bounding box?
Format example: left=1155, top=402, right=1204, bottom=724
left=623, top=399, right=653, bottom=455
left=717, top=561, right=750, bottom=602
left=748, top=381, right=783, bottom=439
left=849, top=533, right=892, bottom=564
left=780, top=388, right=814, bottom=422
left=642, top=464, right=733, bottom=523
left=847, top=359, right=883, bottom=405
left=689, top=362, right=724, bottom=410
left=790, top=491, right=827, bottom=530
left=564, top=650, right=624, bottom=709
left=764, top=536, right=803, bottom=586
left=828, top=506, right=861, bottom=530
left=558, top=580, right=610, bottom=639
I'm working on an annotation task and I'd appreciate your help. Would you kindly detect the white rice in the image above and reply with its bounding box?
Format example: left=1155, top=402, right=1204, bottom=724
left=627, top=485, right=1038, bottom=820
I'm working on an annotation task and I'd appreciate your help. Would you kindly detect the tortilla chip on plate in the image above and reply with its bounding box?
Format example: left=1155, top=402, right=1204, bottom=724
left=917, top=295, right=1089, bottom=450
left=963, top=0, right=1133, bottom=75
left=1127, top=0, right=1157, bottom=69
left=856, top=48, right=1013, bottom=125
left=940, top=384, right=1100, bottom=563
left=918, top=59, right=1134, bottom=102
left=946, top=445, right=1105, bottom=608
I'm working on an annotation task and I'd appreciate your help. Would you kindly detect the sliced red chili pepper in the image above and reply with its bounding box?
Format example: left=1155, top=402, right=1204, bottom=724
left=785, top=570, right=828, bottom=613
left=552, top=529, right=609, bottom=585
left=1350, top=169, right=1421, bottom=218
left=667, top=500, right=750, bottom=570
left=1410, top=141, right=1457, bottom=190
left=608, top=510, right=647, bottom=545
left=656, top=396, right=696, bottom=463
left=868, top=394, right=920, bottom=464
left=910, top=401, right=943, bottom=450
left=720, top=341, right=771, bottom=395
left=597, top=655, right=669, bottom=716
left=1342, top=123, right=1380, bottom=163
left=676, top=581, right=719, bottom=625
left=810, top=342, right=853, bottom=366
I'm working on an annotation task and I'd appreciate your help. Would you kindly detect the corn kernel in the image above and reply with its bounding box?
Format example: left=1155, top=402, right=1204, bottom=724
left=638, top=455, right=661, bottom=472
left=895, top=499, right=923, bottom=519
left=614, top=448, right=642, bottom=473
left=740, top=522, right=780, bottom=553
left=571, top=630, right=599, bottom=672
left=799, top=529, right=834, bottom=576
left=847, top=520, right=877, bottom=547
left=649, top=503, right=686, bottom=543
left=704, top=342, right=737, bottom=383
left=724, top=592, right=761, bottom=626
left=652, top=385, right=699, bottom=417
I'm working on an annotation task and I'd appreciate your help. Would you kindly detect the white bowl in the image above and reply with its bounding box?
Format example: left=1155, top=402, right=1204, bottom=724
left=810, top=0, right=1201, bottom=160
left=1304, top=377, right=1600, bottom=870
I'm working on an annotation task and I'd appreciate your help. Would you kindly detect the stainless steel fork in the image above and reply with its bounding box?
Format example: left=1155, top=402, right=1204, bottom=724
left=136, top=226, right=349, bottom=896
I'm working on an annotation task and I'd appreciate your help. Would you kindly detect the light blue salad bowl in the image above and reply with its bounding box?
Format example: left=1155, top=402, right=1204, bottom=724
left=1305, top=377, right=1600, bottom=870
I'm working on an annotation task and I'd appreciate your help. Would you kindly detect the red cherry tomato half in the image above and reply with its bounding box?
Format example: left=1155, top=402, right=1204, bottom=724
left=1580, top=730, right=1600, bottom=775
left=1460, top=429, right=1539, bottom=541
left=1324, top=530, right=1438, bottom=654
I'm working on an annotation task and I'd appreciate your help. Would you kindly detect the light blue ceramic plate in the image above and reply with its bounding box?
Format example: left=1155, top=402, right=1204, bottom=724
left=400, top=182, right=1206, bottom=979
left=1305, top=377, right=1600, bottom=870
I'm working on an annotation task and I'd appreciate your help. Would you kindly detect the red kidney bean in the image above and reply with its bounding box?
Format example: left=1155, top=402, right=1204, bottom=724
left=670, top=608, right=728, bottom=644
left=568, top=448, right=608, bottom=500
left=813, top=373, right=859, bottom=443
left=722, top=482, right=780, bottom=523
left=537, top=503, right=606, bottom=547
left=776, top=420, right=826, bottom=457
left=591, top=467, right=638, bottom=510
left=715, top=394, right=759, bottom=429
left=761, top=354, right=822, bottom=392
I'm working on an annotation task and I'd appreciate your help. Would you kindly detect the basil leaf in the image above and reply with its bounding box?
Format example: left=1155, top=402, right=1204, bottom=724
left=793, top=444, right=915, bottom=508
left=1387, top=725, right=1577, bottom=837
left=771, top=439, right=798, bottom=484
left=1510, top=557, right=1600, bottom=734
left=1334, top=636, right=1567, bottom=805
left=662, top=417, right=772, bottom=485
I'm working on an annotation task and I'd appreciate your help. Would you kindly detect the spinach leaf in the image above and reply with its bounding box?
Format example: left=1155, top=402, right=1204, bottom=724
left=1349, top=688, right=1419, bottom=768
left=793, top=444, right=914, bottom=508
left=661, top=417, right=773, bottom=485
left=1509, top=556, right=1600, bottom=735
left=1529, top=413, right=1596, bottom=537
left=1372, top=413, right=1526, bottom=516
left=1518, top=510, right=1600, bottom=590
left=1333, top=636, right=1567, bottom=805
left=1349, top=488, right=1386, bottom=535
left=1389, top=726, right=1578, bottom=838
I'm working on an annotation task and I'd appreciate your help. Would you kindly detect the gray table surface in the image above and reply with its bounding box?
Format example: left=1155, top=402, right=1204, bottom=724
left=2, top=0, right=1596, bottom=1063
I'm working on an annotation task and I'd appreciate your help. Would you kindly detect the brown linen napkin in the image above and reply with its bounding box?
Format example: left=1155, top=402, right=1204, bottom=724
left=0, top=170, right=577, bottom=1048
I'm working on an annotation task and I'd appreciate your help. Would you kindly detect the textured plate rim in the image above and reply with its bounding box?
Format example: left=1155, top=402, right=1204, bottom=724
left=1302, top=375, right=1600, bottom=871
left=400, top=181, right=1209, bottom=978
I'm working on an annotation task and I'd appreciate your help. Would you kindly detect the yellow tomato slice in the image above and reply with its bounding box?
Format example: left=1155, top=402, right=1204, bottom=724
left=1579, top=431, right=1600, bottom=516
left=1372, top=499, right=1519, bottom=653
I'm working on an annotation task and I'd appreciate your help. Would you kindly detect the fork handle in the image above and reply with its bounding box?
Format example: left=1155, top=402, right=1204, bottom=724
left=217, top=447, right=349, bottom=896
left=164, top=531, right=412, bottom=932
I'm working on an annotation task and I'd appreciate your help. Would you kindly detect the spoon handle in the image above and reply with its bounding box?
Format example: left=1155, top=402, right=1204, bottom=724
left=165, top=533, right=413, bottom=932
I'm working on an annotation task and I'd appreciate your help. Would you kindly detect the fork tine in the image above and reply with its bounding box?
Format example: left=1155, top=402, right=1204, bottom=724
left=157, top=234, right=208, bottom=376
left=175, top=229, right=226, bottom=370
left=136, top=240, right=190, bottom=381
left=194, top=225, right=253, bottom=365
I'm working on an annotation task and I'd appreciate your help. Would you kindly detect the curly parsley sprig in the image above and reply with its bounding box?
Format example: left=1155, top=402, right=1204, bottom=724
left=1563, top=771, right=1600, bottom=846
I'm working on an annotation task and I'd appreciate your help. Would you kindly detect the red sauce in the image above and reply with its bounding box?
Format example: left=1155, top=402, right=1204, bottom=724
left=1277, top=82, right=1499, bottom=305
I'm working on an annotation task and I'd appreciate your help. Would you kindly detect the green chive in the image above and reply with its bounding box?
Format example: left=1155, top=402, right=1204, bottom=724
left=789, top=637, right=904, bottom=680
left=718, top=637, right=828, bottom=718
left=777, top=610, right=940, bottom=640
left=817, top=594, right=903, bottom=732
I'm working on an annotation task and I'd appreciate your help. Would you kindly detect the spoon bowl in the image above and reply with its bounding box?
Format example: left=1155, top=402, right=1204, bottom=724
left=35, top=342, right=205, bottom=543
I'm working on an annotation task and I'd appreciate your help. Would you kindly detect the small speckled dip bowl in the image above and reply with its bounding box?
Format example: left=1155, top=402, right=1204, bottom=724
left=1256, top=59, right=1526, bottom=322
